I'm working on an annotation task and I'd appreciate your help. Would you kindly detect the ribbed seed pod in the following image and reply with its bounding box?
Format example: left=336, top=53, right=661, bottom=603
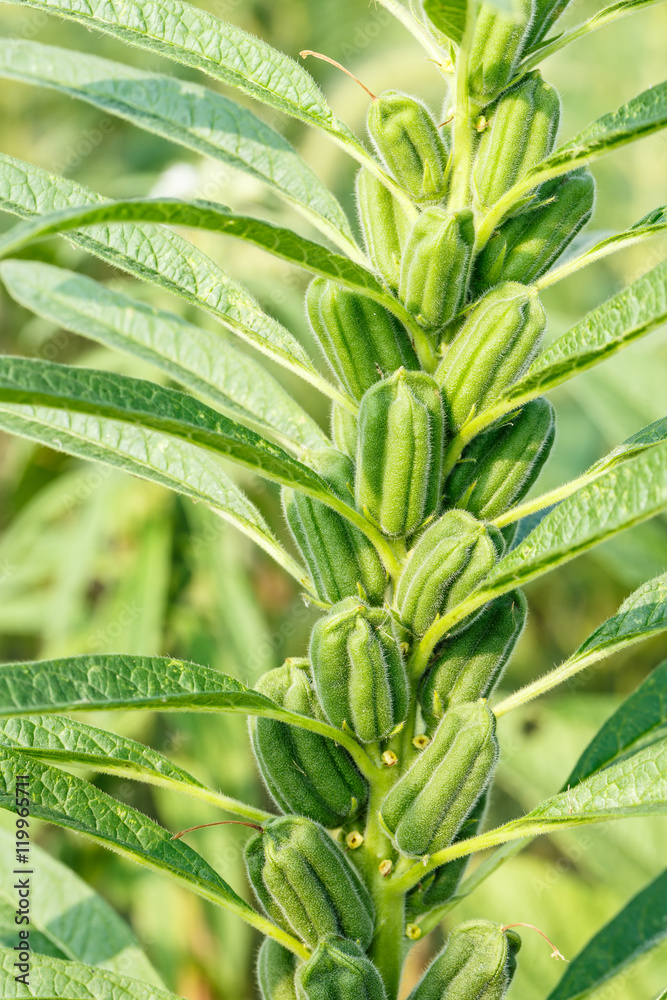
left=357, top=168, right=417, bottom=291
left=523, top=0, right=572, bottom=51
left=438, top=283, right=546, bottom=432
left=473, top=168, right=596, bottom=291
left=408, top=920, right=521, bottom=1000
left=380, top=701, right=498, bottom=856
left=473, top=72, right=561, bottom=210
left=245, top=817, right=375, bottom=949
left=331, top=405, right=358, bottom=458
left=283, top=450, right=386, bottom=605
left=396, top=511, right=499, bottom=637
left=296, top=937, right=387, bottom=1000
left=309, top=597, right=409, bottom=743
left=420, top=592, right=527, bottom=724
left=399, top=208, right=475, bottom=331
left=257, top=938, right=298, bottom=1000
left=468, top=0, right=534, bottom=100
left=251, top=662, right=368, bottom=827
left=356, top=370, right=445, bottom=537
left=367, top=91, right=449, bottom=203
left=407, top=794, right=488, bottom=917
left=445, top=398, right=555, bottom=519
left=307, top=278, right=418, bottom=400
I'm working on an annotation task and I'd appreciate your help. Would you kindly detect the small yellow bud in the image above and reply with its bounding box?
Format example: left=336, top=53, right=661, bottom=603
left=379, top=859, right=394, bottom=877
left=406, top=923, right=422, bottom=940
left=382, top=750, right=398, bottom=767
left=412, top=734, right=430, bottom=750
left=475, top=114, right=488, bottom=132
left=346, top=831, right=364, bottom=850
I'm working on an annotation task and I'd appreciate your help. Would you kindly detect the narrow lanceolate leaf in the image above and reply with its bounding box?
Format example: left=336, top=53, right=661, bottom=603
left=494, top=573, right=667, bottom=715
left=504, top=260, right=667, bottom=407
left=0, top=39, right=356, bottom=252
left=539, top=206, right=667, bottom=288
left=0, top=198, right=391, bottom=309
left=0, top=828, right=162, bottom=982
left=0, top=260, right=329, bottom=453
left=0, top=950, right=181, bottom=1000
left=545, top=870, right=667, bottom=1000
left=0, top=0, right=364, bottom=157
left=565, top=659, right=667, bottom=788
left=0, top=749, right=307, bottom=957
left=0, top=714, right=272, bottom=822
left=0, top=402, right=310, bottom=588
left=0, top=357, right=335, bottom=503
left=0, top=154, right=341, bottom=399
left=423, top=0, right=468, bottom=44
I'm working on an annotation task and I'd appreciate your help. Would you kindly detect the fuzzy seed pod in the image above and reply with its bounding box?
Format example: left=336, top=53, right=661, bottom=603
left=396, top=511, right=499, bottom=637
left=468, top=0, right=534, bottom=100
left=251, top=662, right=368, bottom=827
left=245, top=817, right=375, bottom=949
left=438, top=283, right=546, bottom=432
left=473, top=168, right=596, bottom=291
left=257, top=938, right=298, bottom=1000
left=296, top=937, right=387, bottom=1000
left=419, top=592, right=527, bottom=724
left=380, top=701, right=498, bottom=856
left=473, top=72, right=561, bottom=210
left=283, top=450, right=386, bottom=605
left=399, top=208, right=475, bottom=331
left=445, top=398, right=555, bottom=519
left=356, top=369, right=445, bottom=537
left=309, top=597, right=409, bottom=743
left=367, top=91, right=449, bottom=203
left=357, top=168, right=417, bottom=291
left=331, top=405, right=358, bottom=458
left=406, top=920, right=521, bottom=1000
left=307, top=278, right=418, bottom=400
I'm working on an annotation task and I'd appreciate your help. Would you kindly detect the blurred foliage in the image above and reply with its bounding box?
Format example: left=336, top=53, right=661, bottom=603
left=0, top=0, right=665, bottom=997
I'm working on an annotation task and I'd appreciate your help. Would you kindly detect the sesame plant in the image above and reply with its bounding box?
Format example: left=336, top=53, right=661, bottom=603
left=0, top=0, right=666, bottom=997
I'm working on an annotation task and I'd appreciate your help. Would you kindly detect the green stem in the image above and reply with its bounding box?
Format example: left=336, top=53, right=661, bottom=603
left=491, top=468, right=601, bottom=529
left=447, top=0, right=478, bottom=212
left=376, top=0, right=451, bottom=66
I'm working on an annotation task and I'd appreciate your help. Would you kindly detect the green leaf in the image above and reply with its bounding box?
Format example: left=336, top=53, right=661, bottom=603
left=539, top=206, right=667, bottom=289
left=0, top=154, right=340, bottom=399
left=545, top=870, right=667, bottom=1000
left=494, top=572, right=667, bottom=715
left=0, top=259, right=329, bottom=452
left=0, top=0, right=367, bottom=160
left=0, top=399, right=310, bottom=588
left=565, top=659, right=667, bottom=788
left=0, top=949, right=182, bottom=1000
left=0, top=38, right=356, bottom=253
left=0, top=747, right=308, bottom=955
left=423, top=0, right=468, bottom=44
left=0, top=829, right=162, bottom=982
left=504, top=260, right=667, bottom=410
left=0, top=714, right=272, bottom=823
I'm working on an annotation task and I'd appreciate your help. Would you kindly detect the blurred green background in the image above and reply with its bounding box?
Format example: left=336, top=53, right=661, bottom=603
left=0, top=0, right=665, bottom=997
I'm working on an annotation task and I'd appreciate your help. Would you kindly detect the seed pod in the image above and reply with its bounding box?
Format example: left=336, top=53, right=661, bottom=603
left=468, top=0, right=534, bottom=100
left=380, top=701, right=498, bottom=856
left=331, top=405, right=358, bottom=457
left=257, top=938, right=298, bottom=1000
left=407, top=794, right=488, bottom=917
left=473, top=72, right=561, bottom=210
left=296, top=937, right=387, bottom=1000
left=245, top=817, right=375, bottom=949
left=419, top=592, right=527, bottom=724
left=407, top=920, right=521, bottom=1000
left=357, top=168, right=418, bottom=291
left=367, top=91, right=448, bottom=203
left=399, top=208, right=475, bottom=331
left=396, top=511, right=499, bottom=637
left=356, top=369, right=445, bottom=537
left=251, top=662, right=368, bottom=827
left=445, top=398, right=555, bottom=519
left=438, top=283, right=546, bottom=432
left=307, top=278, right=418, bottom=400
left=309, top=597, right=409, bottom=743
left=283, top=450, right=386, bottom=605
left=473, top=168, right=596, bottom=291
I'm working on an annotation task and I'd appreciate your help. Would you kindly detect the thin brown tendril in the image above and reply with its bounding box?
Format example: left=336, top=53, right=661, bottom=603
left=502, top=923, right=569, bottom=962
left=300, top=50, right=377, bottom=100
left=171, top=820, right=263, bottom=841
